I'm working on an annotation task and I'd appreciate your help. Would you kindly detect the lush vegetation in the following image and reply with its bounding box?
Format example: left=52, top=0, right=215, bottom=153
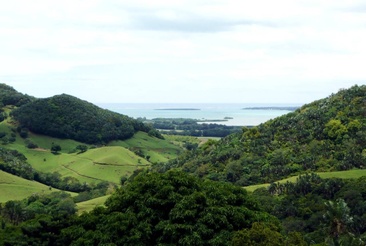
left=3, top=84, right=366, bottom=245
left=1, top=170, right=283, bottom=245
left=0, top=84, right=34, bottom=107
left=252, top=173, right=366, bottom=245
left=157, top=85, right=366, bottom=186
left=11, top=94, right=156, bottom=144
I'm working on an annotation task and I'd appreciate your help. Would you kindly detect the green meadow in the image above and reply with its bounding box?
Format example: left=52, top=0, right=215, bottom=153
left=76, top=195, right=110, bottom=214
left=1, top=112, right=181, bottom=179
left=0, top=170, right=74, bottom=203
left=109, top=131, right=182, bottom=163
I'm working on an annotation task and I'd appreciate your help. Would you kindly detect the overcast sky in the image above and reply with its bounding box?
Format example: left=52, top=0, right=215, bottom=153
left=1, top=0, right=365, bottom=104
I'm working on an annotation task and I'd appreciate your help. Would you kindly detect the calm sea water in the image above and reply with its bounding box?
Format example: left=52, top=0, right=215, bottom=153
left=98, top=103, right=300, bottom=126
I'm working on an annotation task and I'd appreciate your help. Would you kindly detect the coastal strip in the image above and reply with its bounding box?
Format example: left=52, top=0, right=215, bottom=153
left=155, top=108, right=201, bottom=111
left=242, top=106, right=299, bottom=111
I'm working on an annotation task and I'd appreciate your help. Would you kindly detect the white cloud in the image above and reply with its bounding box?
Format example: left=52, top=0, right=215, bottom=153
left=0, top=0, right=365, bottom=103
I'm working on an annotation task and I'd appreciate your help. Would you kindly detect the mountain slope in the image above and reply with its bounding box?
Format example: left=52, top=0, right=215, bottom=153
left=11, top=94, right=152, bottom=144
left=158, top=85, right=366, bottom=185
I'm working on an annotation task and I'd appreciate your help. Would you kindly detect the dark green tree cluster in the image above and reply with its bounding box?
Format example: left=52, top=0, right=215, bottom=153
left=159, top=85, right=366, bottom=185
left=253, top=174, right=366, bottom=245
left=0, top=170, right=283, bottom=245
left=11, top=94, right=151, bottom=144
left=0, top=192, right=77, bottom=245
left=61, top=170, right=276, bottom=245
left=0, top=84, right=34, bottom=107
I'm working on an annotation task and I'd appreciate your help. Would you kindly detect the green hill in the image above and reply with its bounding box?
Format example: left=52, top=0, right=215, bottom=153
left=11, top=94, right=152, bottom=144
left=0, top=84, right=183, bottom=204
left=158, top=85, right=366, bottom=186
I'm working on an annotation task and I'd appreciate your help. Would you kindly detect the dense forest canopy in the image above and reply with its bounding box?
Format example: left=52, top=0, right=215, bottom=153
left=156, top=85, right=366, bottom=185
left=11, top=94, right=154, bottom=144
left=0, top=84, right=34, bottom=107
left=1, top=170, right=283, bottom=245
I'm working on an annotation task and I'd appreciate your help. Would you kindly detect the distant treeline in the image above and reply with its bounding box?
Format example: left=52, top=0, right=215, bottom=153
left=140, top=118, right=243, bottom=137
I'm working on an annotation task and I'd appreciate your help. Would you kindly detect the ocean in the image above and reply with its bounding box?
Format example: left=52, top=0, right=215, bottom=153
left=98, top=103, right=300, bottom=126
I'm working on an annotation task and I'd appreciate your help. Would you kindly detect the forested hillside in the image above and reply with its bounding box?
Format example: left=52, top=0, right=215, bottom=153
left=11, top=94, right=155, bottom=144
left=158, top=85, right=366, bottom=185
left=0, top=84, right=34, bottom=107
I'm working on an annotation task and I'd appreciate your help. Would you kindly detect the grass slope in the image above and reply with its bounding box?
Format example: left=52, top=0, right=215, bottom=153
left=244, top=169, right=366, bottom=192
left=76, top=195, right=110, bottom=214
left=109, top=131, right=182, bottom=163
left=0, top=170, right=72, bottom=203
left=1, top=114, right=182, bottom=186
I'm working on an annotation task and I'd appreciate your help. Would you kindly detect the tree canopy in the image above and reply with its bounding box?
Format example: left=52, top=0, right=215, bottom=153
left=60, top=170, right=276, bottom=245
left=11, top=94, right=153, bottom=144
left=0, top=84, right=34, bottom=107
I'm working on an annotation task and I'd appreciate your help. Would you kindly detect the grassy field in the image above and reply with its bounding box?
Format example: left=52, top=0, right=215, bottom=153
left=244, top=169, right=366, bottom=192
left=109, top=132, right=182, bottom=163
left=0, top=113, right=182, bottom=184
left=0, top=170, right=75, bottom=203
left=76, top=195, right=110, bottom=214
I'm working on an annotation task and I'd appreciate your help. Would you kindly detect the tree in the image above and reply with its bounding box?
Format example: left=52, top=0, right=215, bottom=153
left=75, top=145, right=88, bottom=154
left=51, top=144, right=61, bottom=154
left=323, top=199, right=353, bottom=241
left=232, top=222, right=284, bottom=246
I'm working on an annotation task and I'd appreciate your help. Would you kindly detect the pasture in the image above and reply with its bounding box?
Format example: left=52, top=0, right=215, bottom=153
left=0, top=170, right=75, bottom=203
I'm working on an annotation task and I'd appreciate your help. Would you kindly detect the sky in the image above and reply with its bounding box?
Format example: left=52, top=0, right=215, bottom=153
left=0, top=0, right=366, bottom=104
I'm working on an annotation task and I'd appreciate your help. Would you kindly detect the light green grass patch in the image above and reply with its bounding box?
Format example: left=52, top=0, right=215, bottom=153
left=77, top=195, right=110, bottom=214
left=24, top=146, right=149, bottom=184
left=81, top=146, right=149, bottom=165
left=163, top=135, right=200, bottom=148
left=109, top=131, right=182, bottom=163
left=0, top=170, right=76, bottom=203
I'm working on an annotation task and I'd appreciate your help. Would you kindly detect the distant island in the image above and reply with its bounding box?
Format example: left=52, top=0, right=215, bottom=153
left=155, top=108, right=201, bottom=111
left=242, top=106, right=299, bottom=111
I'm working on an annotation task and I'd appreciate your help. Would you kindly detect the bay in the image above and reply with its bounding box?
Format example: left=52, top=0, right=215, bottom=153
left=98, top=103, right=300, bottom=126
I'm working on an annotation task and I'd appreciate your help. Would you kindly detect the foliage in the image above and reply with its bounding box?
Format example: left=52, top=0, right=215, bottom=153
left=232, top=222, right=285, bottom=246
left=51, top=143, right=61, bottom=154
left=60, top=170, right=276, bottom=245
left=0, top=83, right=34, bottom=107
left=11, top=94, right=152, bottom=144
left=0, top=192, right=77, bottom=245
left=158, top=85, right=366, bottom=185
left=252, top=175, right=366, bottom=245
